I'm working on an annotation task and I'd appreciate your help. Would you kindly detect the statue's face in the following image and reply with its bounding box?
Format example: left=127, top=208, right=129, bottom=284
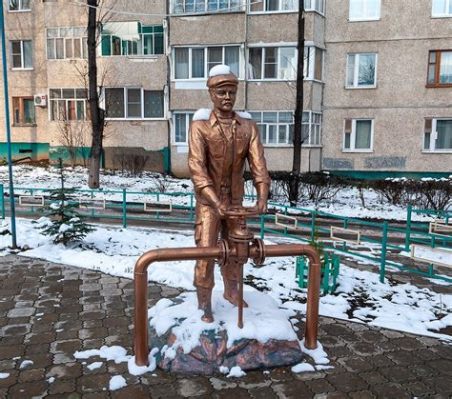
left=209, top=84, right=237, bottom=114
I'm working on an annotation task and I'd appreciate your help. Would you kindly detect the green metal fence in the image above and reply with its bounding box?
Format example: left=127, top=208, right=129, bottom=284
left=1, top=184, right=450, bottom=284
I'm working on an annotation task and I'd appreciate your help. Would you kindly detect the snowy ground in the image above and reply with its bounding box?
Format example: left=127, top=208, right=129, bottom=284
left=0, top=165, right=443, bottom=221
left=0, top=217, right=451, bottom=344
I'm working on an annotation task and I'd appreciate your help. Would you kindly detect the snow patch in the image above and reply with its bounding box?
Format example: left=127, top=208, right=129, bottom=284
left=291, top=362, right=315, bottom=373
left=227, top=366, right=246, bottom=378
left=149, top=291, right=298, bottom=357
left=0, top=373, right=9, bottom=379
left=236, top=111, right=252, bottom=119
left=193, top=108, right=212, bottom=121
left=300, top=340, right=330, bottom=365
left=209, top=64, right=231, bottom=77
left=87, top=362, right=103, bottom=371
left=19, top=360, right=34, bottom=369
left=109, top=375, right=127, bottom=391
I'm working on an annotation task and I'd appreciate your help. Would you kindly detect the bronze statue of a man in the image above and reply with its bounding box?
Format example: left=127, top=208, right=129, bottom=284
left=188, top=65, right=271, bottom=322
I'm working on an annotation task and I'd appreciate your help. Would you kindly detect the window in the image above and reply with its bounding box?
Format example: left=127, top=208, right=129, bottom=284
left=249, top=47, right=297, bottom=80
left=343, top=119, right=373, bottom=151
left=346, top=53, right=377, bottom=88
left=173, top=112, right=194, bottom=144
left=174, top=46, right=240, bottom=79
left=304, top=46, right=323, bottom=80
left=49, top=88, right=88, bottom=121
left=101, top=23, right=164, bottom=56
left=47, top=27, right=88, bottom=60
left=105, top=88, right=164, bottom=119
left=9, top=0, right=30, bottom=11
left=249, top=0, right=298, bottom=12
left=432, top=0, right=452, bottom=17
left=303, top=112, right=322, bottom=145
left=427, top=50, right=452, bottom=87
left=172, top=0, right=242, bottom=14
left=349, top=0, right=380, bottom=21
left=11, top=40, right=32, bottom=69
left=424, top=119, right=452, bottom=151
left=304, top=0, right=325, bottom=13
left=12, top=97, right=35, bottom=125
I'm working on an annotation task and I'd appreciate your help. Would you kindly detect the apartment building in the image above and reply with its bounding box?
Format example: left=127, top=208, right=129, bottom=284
left=1, top=0, right=450, bottom=178
left=323, top=0, right=452, bottom=178
left=1, top=0, right=169, bottom=171
left=168, top=0, right=325, bottom=176
left=0, top=0, right=325, bottom=175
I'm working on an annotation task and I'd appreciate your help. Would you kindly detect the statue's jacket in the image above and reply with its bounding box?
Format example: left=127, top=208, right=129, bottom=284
left=188, top=111, right=270, bottom=214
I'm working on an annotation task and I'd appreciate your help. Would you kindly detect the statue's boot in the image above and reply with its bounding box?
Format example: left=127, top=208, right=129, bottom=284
left=197, top=287, right=214, bottom=323
left=223, top=279, right=248, bottom=308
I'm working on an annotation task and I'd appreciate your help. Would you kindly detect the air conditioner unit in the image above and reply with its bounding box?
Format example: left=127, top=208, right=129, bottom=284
left=33, top=94, right=47, bottom=107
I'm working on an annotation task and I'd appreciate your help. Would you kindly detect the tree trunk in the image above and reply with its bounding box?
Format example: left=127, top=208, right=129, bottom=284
left=289, top=3, right=305, bottom=206
left=87, top=0, right=105, bottom=188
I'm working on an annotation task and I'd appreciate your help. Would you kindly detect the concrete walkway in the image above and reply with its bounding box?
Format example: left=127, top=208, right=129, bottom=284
left=0, top=255, right=451, bottom=398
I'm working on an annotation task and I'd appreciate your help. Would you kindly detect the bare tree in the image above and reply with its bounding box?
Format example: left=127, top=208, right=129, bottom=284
left=289, top=2, right=305, bottom=206
left=57, top=118, right=89, bottom=168
left=87, top=0, right=106, bottom=188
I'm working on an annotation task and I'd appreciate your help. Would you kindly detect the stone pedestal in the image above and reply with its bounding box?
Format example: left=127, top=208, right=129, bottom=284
left=148, top=291, right=303, bottom=375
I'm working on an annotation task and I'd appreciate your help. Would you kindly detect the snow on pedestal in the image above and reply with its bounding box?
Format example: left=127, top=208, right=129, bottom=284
left=148, top=291, right=304, bottom=374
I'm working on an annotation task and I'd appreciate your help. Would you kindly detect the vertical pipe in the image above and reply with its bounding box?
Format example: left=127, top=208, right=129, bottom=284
left=304, top=258, right=321, bottom=349
left=380, top=221, right=388, bottom=283
left=405, top=204, right=412, bottom=251
left=122, top=188, right=127, bottom=228
left=134, top=269, right=149, bottom=366
left=0, top=2, right=17, bottom=248
left=238, top=263, right=243, bottom=329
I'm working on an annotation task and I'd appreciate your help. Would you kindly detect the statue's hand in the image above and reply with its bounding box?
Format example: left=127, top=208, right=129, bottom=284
left=257, top=199, right=267, bottom=215
left=216, top=203, right=228, bottom=219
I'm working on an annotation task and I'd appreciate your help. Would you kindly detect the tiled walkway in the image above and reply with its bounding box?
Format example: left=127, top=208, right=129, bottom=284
left=0, top=255, right=451, bottom=398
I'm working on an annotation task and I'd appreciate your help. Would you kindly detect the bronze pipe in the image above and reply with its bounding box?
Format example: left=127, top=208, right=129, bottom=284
left=251, top=244, right=321, bottom=350
left=134, top=246, right=223, bottom=366
left=134, top=242, right=321, bottom=366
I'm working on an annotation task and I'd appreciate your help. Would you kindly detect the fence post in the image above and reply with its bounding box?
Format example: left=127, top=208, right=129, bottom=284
left=405, top=204, right=412, bottom=251
left=310, top=211, right=316, bottom=242
left=260, top=214, right=265, bottom=240
left=0, top=184, right=4, bottom=219
left=189, top=193, right=194, bottom=222
left=380, top=221, right=388, bottom=283
left=122, top=189, right=127, bottom=228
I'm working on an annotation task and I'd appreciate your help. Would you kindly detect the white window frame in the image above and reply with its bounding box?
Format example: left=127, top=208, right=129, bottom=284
left=423, top=118, right=452, bottom=153
left=173, top=112, right=194, bottom=144
left=342, top=119, right=374, bottom=152
left=249, top=111, right=294, bottom=147
left=11, top=40, right=32, bottom=70
left=172, top=0, right=244, bottom=14
left=173, top=45, right=243, bottom=80
left=349, top=0, right=381, bottom=22
left=346, top=53, right=378, bottom=89
left=104, top=88, right=166, bottom=121
left=248, top=0, right=299, bottom=14
left=303, top=111, right=322, bottom=146
left=46, top=27, right=88, bottom=61
left=304, top=46, right=324, bottom=81
left=48, top=88, right=88, bottom=122
left=248, top=45, right=298, bottom=81
left=8, top=0, right=31, bottom=12
left=304, top=0, right=325, bottom=14
left=432, top=0, right=452, bottom=17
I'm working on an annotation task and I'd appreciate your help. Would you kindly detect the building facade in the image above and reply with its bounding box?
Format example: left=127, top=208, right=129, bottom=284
left=323, top=0, right=452, bottom=178
left=0, top=0, right=450, bottom=178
